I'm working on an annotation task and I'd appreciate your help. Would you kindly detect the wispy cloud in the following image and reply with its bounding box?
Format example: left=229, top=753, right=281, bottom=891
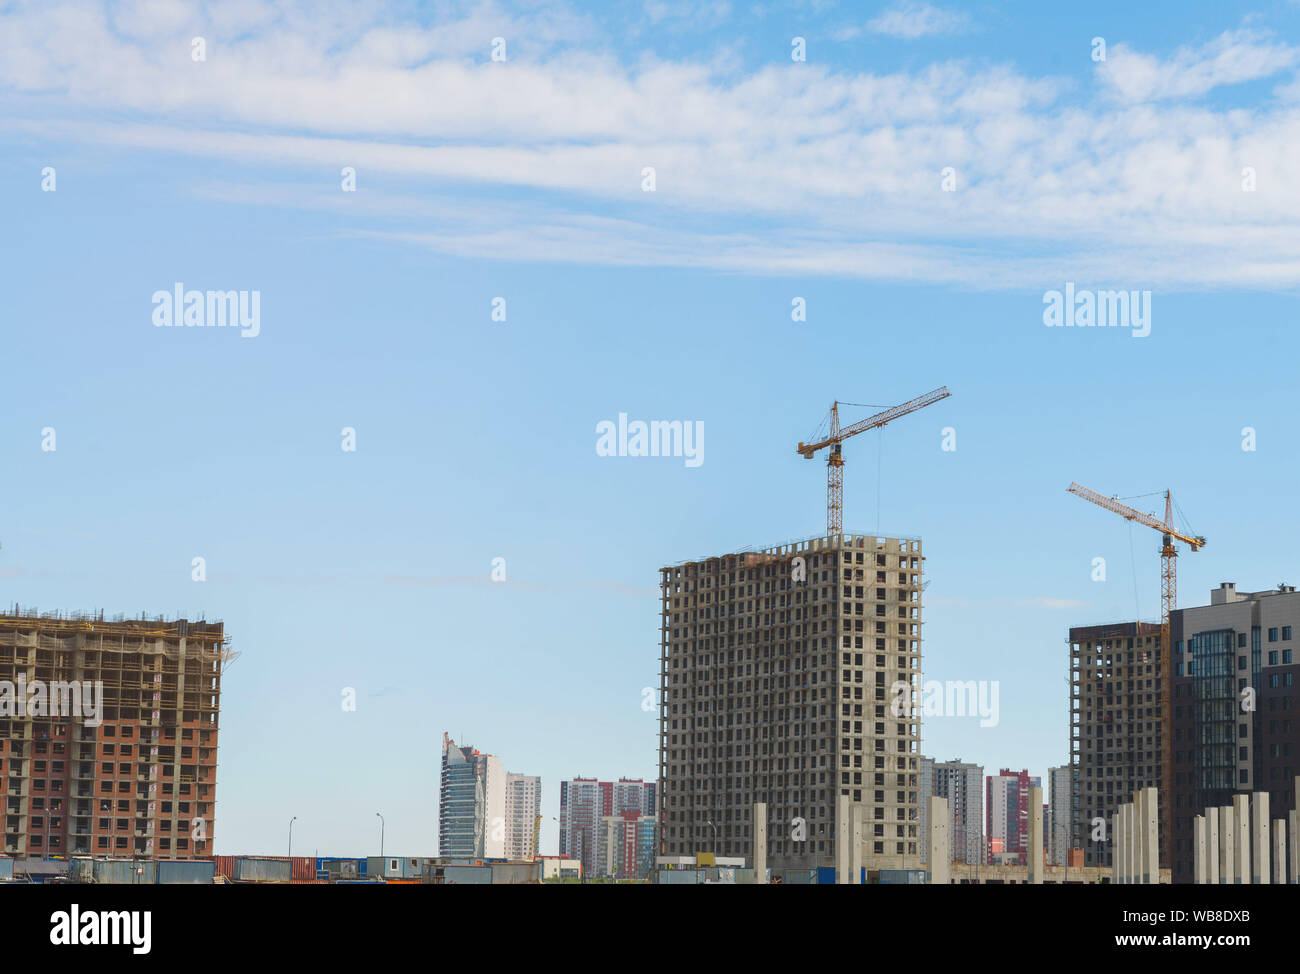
left=1097, top=29, right=1300, bottom=102
left=861, top=2, right=969, bottom=40
left=3, top=2, right=1300, bottom=288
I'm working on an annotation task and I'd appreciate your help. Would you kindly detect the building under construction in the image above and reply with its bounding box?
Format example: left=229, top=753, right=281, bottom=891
left=0, top=608, right=226, bottom=859
left=1068, top=621, right=1165, bottom=870
left=658, top=532, right=924, bottom=871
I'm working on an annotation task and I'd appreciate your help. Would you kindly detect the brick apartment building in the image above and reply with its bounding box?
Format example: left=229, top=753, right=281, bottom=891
left=0, top=610, right=223, bottom=859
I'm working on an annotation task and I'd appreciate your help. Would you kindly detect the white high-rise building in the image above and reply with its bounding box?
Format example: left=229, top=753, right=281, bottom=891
left=439, top=734, right=507, bottom=859
left=920, top=757, right=984, bottom=866
left=1047, top=765, right=1072, bottom=866
left=504, top=773, right=542, bottom=860
left=483, top=754, right=506, bottom=859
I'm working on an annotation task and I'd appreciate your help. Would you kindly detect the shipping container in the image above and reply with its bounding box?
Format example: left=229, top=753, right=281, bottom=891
left=93, top=859, right=157, bottom=884
left=290, top=857, right=316, bottom=881
left=441, top=865, right=492, bottom=885
left=321, top=858, right=363, bottom=880
left=655, top=868, right=699, bottom=885
left=157, top=860, right=215, bottom=885
left=816, top=866, right=837, bottom=884
left=17, top=858, right=69, bottom=879
left=781, top=869, right=816, bottom=884
left=490, top=862, right=539, bottom=885
left=877, top=869, right=927, bottom=885
left=366, top=856, right=425, bottom=879
left=214, top=855, right=236, bottom=880
left=0, top=858, right=13, bottom=881
left=233, top=857, right=291, bottom=883
left=69, top=858, right=95, bottom=883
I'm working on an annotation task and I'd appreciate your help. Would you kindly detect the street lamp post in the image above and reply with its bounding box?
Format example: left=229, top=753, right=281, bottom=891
left=376, top=813, right=385, bottom=860
left=288, top=816, right=297, bottom=859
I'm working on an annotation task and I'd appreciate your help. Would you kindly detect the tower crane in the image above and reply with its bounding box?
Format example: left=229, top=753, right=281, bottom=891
left=1067, top=482, right=1205, bottom=869
left=797, top=386, right=951, bottom=536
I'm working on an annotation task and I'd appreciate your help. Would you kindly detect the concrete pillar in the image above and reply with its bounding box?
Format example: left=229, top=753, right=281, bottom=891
left=1027, top=786, right=1043, bottom=885
left=850, top=803, right=865, bottom=886
left=1233, top=793, right=1250, bottom=884
left=1129, top=796, right=1140, bottom=883
left=1110, top=812, right=1120, bottom=885
left=1273, top=819, right=1287, bottom=885
left=1205, top=806, right=1219, bottom=885
left=1219, top=805, right=1234, bottom=885
left=928, top=796, right=950, bottom=885
left=835, top=793, right=850, bottom=885
left=1133, top=791, right=1146, bottom=884
left=1119, top=800, right=1130, bottom=884
left=1114, top=806, right=1125, bottom=884
left=1193, top=816, right=1207, bottom=884
left=1141, top=786, right=1158, bottom=884
left=1252, top=791, right=1270, bottom=884
left=752, top=802, right=767, bottom=883
left=1294, top=775, right=1300, bottom=885
left=1289, top=810, right=1299, bottom=885
left=1120, top=803, right=1131, bottom=884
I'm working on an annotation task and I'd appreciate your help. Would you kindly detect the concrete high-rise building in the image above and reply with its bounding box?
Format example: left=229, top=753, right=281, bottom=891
left=986, top=769, right=1038, bottom=866
left=504, top=772, right=542, bottom=860
left=0, top=609, right=225, bottom=859
left=439, top=734, right=505, bottom=859
left=1171, top=582, right=1300, bottom=882
left=1047, top=764, right=1072, bottom=866
left=658, top=533, right=925, bottom=871
left=921, top=757, right=984, bottom=866
left=1069, top=621, right=1164, bottom=869
left=560, top=776, right=655, bottom=875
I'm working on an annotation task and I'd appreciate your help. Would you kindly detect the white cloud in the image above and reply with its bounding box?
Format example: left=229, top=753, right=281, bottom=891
left=1098, top=29, right=1299, bottom=102
left=2, top=2, right=1300, bottom=288
left=864, top=2, right=968, bottom=40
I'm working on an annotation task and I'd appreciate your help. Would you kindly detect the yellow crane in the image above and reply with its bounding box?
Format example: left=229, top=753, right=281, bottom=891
left=1067, top=482, right=1205, bottom=868
left=798, top=387, right=951, bottom=535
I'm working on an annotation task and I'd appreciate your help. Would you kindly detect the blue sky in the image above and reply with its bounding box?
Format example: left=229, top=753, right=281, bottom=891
left=3, top=0, right=1300, bottom=856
